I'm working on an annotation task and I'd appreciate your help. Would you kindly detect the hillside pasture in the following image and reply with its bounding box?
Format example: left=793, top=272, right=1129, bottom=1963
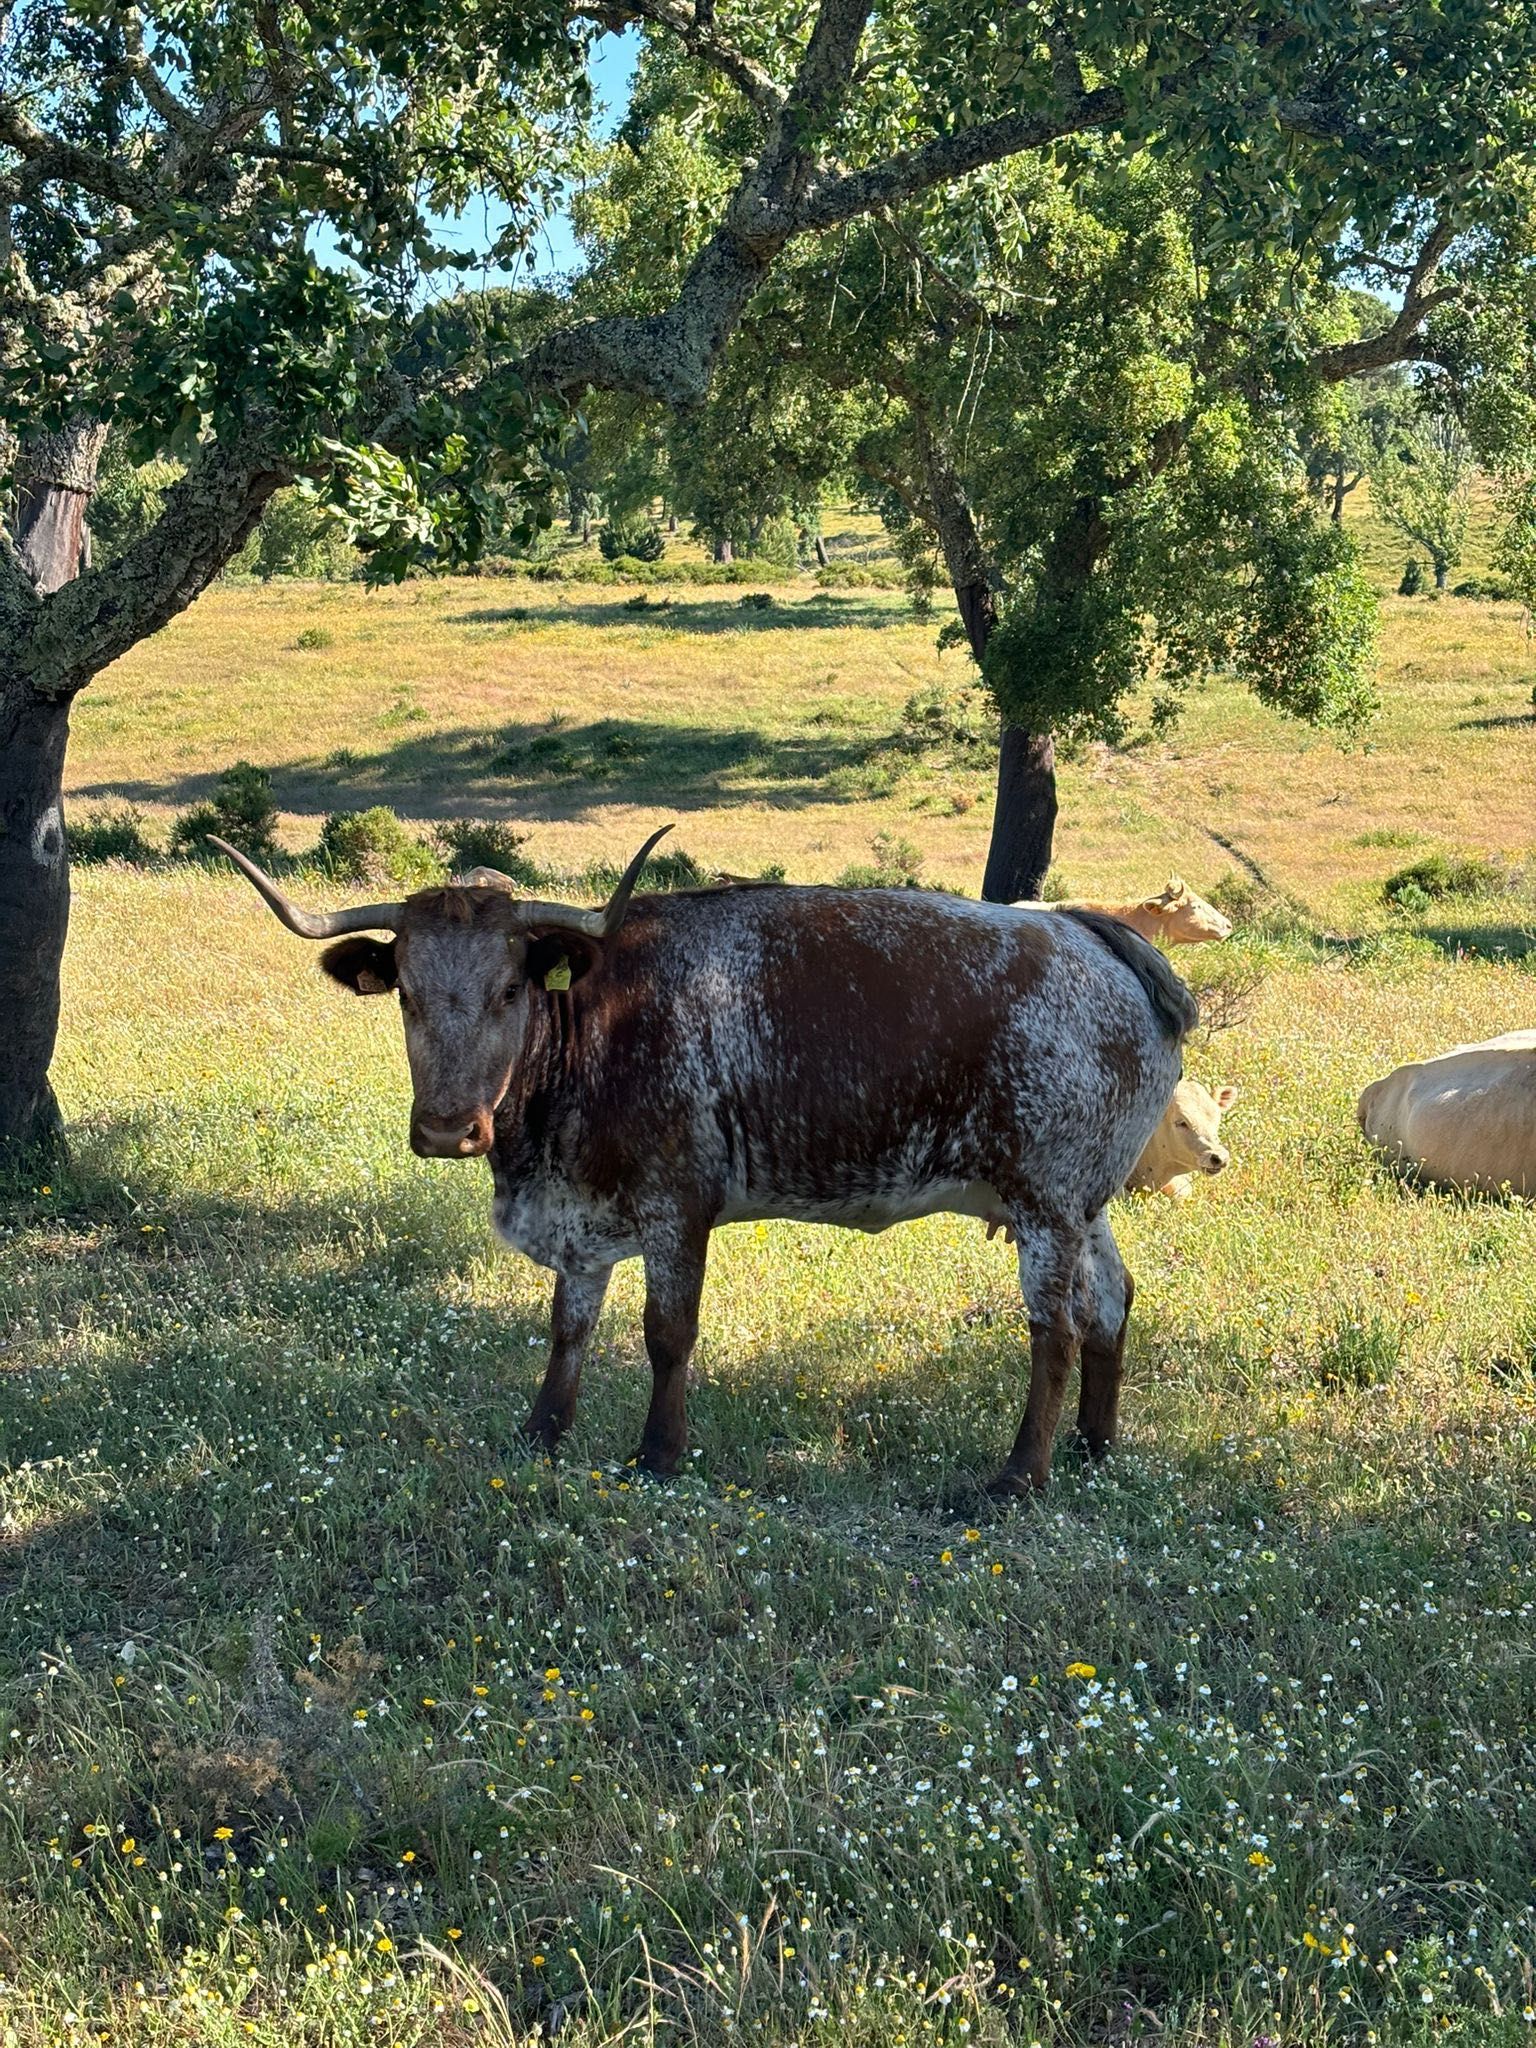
left=2, top=573, right=1535, bottom=2047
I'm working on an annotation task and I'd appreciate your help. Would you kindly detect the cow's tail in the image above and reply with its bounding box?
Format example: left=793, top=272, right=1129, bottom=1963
left=1060, top=908, right=1199, bottom=1044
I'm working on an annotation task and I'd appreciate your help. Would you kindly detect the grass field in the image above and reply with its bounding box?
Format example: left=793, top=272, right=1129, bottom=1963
left=3, top=522, right=1536, bottom=2046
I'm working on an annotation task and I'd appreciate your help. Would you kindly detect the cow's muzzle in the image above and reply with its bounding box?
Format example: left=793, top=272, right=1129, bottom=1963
left=1204, top=1149, right=1228, bottom=1174
left=411, top=1110, right=495, bottom=1159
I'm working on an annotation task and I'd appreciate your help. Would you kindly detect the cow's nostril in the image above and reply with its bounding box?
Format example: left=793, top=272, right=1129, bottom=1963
left=412, top=1113, right=490, bottom=1159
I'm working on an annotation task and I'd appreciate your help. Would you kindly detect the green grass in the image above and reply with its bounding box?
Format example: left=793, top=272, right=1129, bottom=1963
left=5, top=533, right=1536, bottom=2045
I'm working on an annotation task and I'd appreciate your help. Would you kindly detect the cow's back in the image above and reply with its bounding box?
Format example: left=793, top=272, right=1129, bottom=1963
left=583, top=886, right=1190, bottom=1227
left=1358, top=1031, right=1536, bottom=1195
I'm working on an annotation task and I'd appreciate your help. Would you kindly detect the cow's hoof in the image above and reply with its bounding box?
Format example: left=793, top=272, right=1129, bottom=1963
left=1065, top=1429, right=1114, bottom=1465
left=630, top=1449, right=683, bottom=1481
left=518, top=1417, right=565, bottom=1459
left=985, top=1466, right=1044, bottom=1501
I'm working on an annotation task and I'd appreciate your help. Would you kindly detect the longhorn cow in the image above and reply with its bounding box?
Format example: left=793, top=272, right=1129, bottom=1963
left=214, top=830, right=1196, bottom=1492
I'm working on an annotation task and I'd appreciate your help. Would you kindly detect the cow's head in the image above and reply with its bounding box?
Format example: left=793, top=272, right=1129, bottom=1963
left=1166, top=1079, right=1240, bottom=1175
left=1147, top=877, right=1233, bottom=944
left=213, top=828, right=671, bottom=1159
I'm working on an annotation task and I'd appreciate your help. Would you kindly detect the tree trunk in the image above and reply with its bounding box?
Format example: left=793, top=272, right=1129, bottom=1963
left=1434, top=557, right=1449, bottom=589
left=813, top=533, right=829, bottom=567
left=1332, top=468, right=1346, bottom=525
left=981, top=728, right=1059, bottom=901
left=0, top=689, right=72, bottom=1171
left=668, top=510, right=679, bottom=535
left=714, top=536, right=733, bottom=563
left=15, top=421, right=108, bottom=594
left=907, top=408, right=1059, bottom=898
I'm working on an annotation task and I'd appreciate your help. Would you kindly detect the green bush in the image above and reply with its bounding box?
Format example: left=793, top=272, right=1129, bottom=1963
left=316, top=807, right=440, bottom=887
left=745, top=517, right=799, bottom=572
left=170, top=762, right=280, bottom=862
left=295, top=625, right=335, bottom=650
left=900, top=680, right=995, bottom=763
left=88, top=443, right=181, bottom=563
left=230, top=489, right=357, bottom=581
left=433, top=819, right=546, bottom=887
left=579, top=846, right=708, bottom=896
left=1382, top=849, right=1507, bottom=908
left=599, top=515, right=665, bottom=563
left=1314, top=1312, right=1402, bottom=1391
left=738, top=592, right=775, bottom=611
left=1398, top=557, right=1425, bottom=596
left=71, top=802, right=157, bottom=865
left=836, top=832, right=926, bottom=889
left=1451, top=572, right=1516, bottom=601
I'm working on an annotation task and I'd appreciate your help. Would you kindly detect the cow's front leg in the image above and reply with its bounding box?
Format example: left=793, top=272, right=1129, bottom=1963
left=522, top=1265, right=613, bottom=1454
left=635, top=1229, right=709, bottom=1475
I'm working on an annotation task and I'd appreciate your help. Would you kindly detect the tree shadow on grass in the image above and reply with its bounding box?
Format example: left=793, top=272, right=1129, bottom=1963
left=1452, top=713, right=1535, bottom=732
left=1415, top=918, right=1536, bottom=961
left=443, top=592, right=905, bottom=635
left=73, top=713, right=913, bottom=822
left=7, top=1138, right=1536, bottom=2016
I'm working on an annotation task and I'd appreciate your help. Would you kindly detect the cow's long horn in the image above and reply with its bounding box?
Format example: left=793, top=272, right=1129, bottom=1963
left=595, top=824, right=673, bottom=936
left=468, top=826, right=674, bottom=938
left=210, top=836, right=403, bottom=937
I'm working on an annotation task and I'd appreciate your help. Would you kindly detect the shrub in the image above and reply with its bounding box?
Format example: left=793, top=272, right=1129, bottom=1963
left=836, top=832, right=926, bottom=889
left=433, top=819, right=546, bottom=887
left=316, top=807, right=440, bottom=887
left=1205, top=870, right=1309, bottom=940
left=1399, top=557, right=1425, bottom=596
left=1451, top=571, right=1516, bottom=600
left=71, top=803, right=156, bottom=865
left=1313, top=1312, right=1401, bottom=1391
left=579, top=846, right=708, bottom=896
left=170, top=762, right=279, bottom=862
left=738, top=591, right=774, bottom=611
left=599, top=515, right=665, bottom=563
left=230, top=489, right=358, bottom=581
left=745, top=517, right=800, bottom=572
left=900, top=681, right=995, bottom=763
left=295, top=625, right=334, bottom=650
left=1382, top=849, right=1507, bottom=908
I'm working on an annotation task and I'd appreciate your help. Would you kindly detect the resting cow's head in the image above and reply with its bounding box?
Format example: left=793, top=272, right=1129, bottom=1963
left=1148, top=877, right=1233, bottom=944
left=1166, top=1078, right=1240, bottom=1175
left=213, top=828, right=671, bottom=1159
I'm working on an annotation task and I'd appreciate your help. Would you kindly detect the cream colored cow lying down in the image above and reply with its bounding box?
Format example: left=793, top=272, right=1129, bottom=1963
left=1357, top=1032, right=1536, bottom=1197
left=1012, top=877, right=1232, bottom=947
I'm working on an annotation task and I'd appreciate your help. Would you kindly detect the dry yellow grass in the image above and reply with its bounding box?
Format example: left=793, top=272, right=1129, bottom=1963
left=69, top=576, right=1535, bottom=925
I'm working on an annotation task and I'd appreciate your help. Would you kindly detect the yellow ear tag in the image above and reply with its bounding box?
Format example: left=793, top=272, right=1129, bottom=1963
left=544, top=955, right=572, bottom=992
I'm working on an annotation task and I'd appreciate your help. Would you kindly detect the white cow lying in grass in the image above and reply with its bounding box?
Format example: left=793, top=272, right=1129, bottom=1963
left=1013, top=877, right=1232, bottom=947
left=988, top=1079, right=1239, bottom=1236
left=1357, top=1032, right=1536, bottom=1197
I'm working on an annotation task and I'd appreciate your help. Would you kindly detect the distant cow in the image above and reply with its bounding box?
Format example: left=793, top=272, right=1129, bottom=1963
left=214, top=831, right=1197, bottom=1493
left=1357, top=1033, right=1536, bottom=1197
left=1015, top=877, right=1232, bottom=947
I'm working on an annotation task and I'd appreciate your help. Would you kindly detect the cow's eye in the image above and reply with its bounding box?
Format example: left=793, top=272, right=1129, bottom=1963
left=1174, top=1118, right=1188, bottom=1129
left=503, top=982, right=521, bottom=1004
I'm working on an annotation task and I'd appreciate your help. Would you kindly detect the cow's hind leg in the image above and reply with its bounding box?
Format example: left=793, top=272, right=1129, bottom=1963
left=635, top=1229, right=709, bottom=1476
left=523, top=1265, right=613, bottom=1454
left=1072, top=1209, right=1133, bottom=1461
left=991, top=1212, right=1086, bottom=1496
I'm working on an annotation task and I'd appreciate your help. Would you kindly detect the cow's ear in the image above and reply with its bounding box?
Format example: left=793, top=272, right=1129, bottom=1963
left=320, top=936, right=398, bottom=995
left=1215, top=1083, right=1240, bottom=1110
left=525, top=931, right=604, bottom=992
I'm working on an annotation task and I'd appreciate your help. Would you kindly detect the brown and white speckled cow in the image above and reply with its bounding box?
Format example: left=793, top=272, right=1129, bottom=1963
left=214, top=830, right=1197, bottom=1494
